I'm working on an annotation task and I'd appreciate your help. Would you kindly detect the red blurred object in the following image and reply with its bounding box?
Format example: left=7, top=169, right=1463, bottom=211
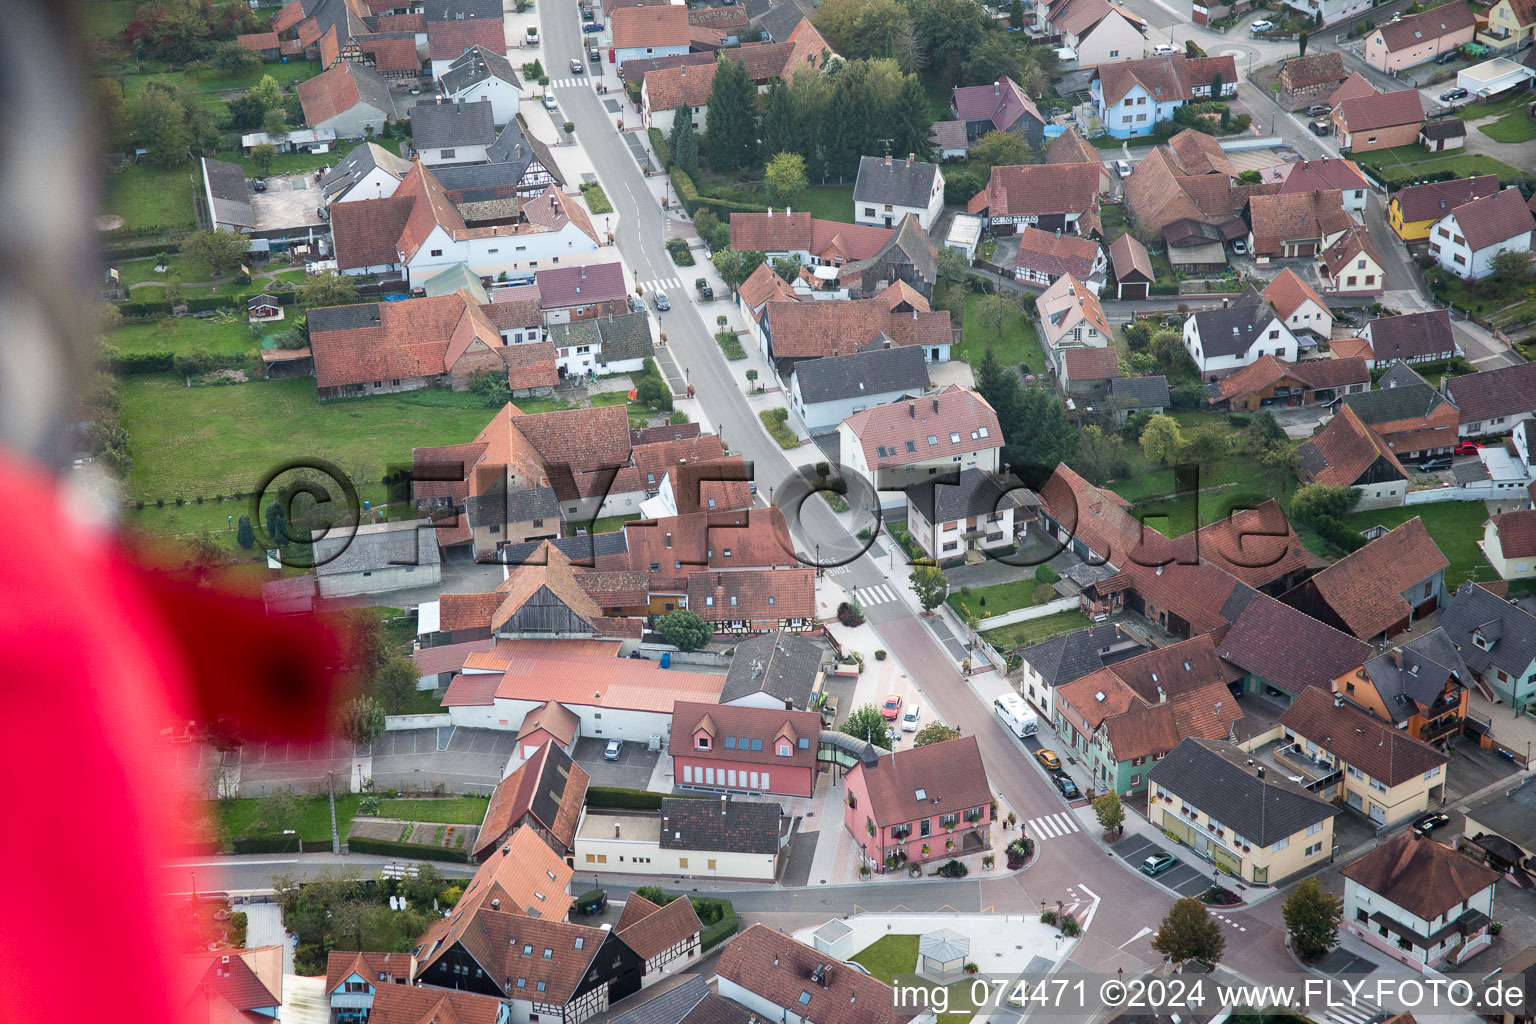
left=0, top=450, right=346, bottom=1024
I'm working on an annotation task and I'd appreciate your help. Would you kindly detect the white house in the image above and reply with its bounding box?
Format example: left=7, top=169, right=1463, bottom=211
left=1091, top=54, right=1239, bottom=138
left=853, top=155, right=946, bottom=232
left=1429, top=187, right=1536, bottom=281
left=1276, top=0, right=1372, bottom=27
left=1263, top=268, right=1335, bottom=341
left=641, top=61, right=716, bottom=136
left=1051, top=0, right=1149, bottom=68
left=611, top=5, right=691, bottom=67
left=789, top=344, right=931, bottom=434
left=437, top=45, right=525, bottom=125
left=571, top=799, right=784, bottom=882
left=1183, top=288, right=1299, bottom=382
left=1036, top=273, right=1113, bottom=367
left=837, top=385, right=1003, bottom=510
left=296, top=61, right=399, bottom=140
left=410, top=99, right=498, bottom=166
left=319, top=141, right=413, bottom=204
left=1341, top=832, right=1499, bottom=971
left=905, top=467, right=1021, bottom=563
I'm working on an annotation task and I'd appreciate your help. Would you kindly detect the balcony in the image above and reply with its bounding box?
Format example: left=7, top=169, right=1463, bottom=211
left=1421, top=716, right=1462, bottom=743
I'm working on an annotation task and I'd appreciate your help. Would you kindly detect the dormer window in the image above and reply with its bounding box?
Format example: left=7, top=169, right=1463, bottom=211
left=697, top=735, right=711, bottom=750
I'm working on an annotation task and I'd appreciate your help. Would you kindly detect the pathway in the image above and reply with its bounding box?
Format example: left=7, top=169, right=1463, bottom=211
left=119, top=257, right=310, bottom=294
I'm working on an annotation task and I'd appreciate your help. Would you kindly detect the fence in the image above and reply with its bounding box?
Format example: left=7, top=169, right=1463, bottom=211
left=385, top=713, right=453, bottom=731
left=973, top=595, right=1081, bottom=630
left=1216, top=135, right=1283, bottom=151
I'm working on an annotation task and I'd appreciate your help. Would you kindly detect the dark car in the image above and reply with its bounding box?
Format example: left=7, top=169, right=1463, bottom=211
left=628, top=294, right=645, bottom=313
left=252, top=178, right=267, bottom=192
left=1140, top=852, right=1179, bottom=876
left=1418, top=457, right=1452, bottom=472
left=652, top=291, right=670, bottom=311
left=1434, top=49, right=1459, bottom=64
left=581, top=7, right=594, bottom=18
left=588, top=48, right=600, bottom=63
left=1309, top=118, right=1330, bottom=136
left=1413, top=812, right=1450, bottom=835
left=582, top=20, right=603, bottom=31
left=1440, top=87, right=1469, bottom=102
left=1053, top=774, right=1080, bottom=800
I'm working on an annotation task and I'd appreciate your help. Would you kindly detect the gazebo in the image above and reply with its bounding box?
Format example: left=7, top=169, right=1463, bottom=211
left=918, top=929, right=970, bottom=980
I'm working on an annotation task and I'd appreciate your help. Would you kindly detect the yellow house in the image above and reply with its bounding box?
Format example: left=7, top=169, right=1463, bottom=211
left=1277, top=687, right=1449, bottom=827
left=1483, top=510, right=1536, bottom=581
left=1478, top=0, right=1536, bottom=48
left=1387, top=175, right=1502, bottom=241
left=1147, top=737, right=1339, bottom=884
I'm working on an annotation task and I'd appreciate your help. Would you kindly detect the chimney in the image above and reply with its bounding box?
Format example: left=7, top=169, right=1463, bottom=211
left=663, top=815, right=669, bottom=831
left=908, top=400, right=915, bottom=418
left=1390, top=648, right=1403, bottom=669
left=994, top=82, right=999, bottom=96
left=932, top=397, right=939, bottom=413
left=492, top=898, right=501, bottom=909
left=614, top=821, right=621, bottom=838
left=1256, top=765, right=1265, bottom=778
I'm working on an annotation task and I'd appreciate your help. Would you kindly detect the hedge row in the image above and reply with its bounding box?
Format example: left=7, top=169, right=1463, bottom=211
left=692, top=896, right=738, bottom=952
left=106, top=222, right=197, bottom=241
left=105, top=240, right=183, bottom=260
left=1149, top=284, right=1179, bottom=296
left=648, top=128, right=673, bottom=172
left=347, top=835, right=472, bottom=864
left=669, top=168, right=767, bottom=222
left=585, top=786, right=710, bottom=810
left=231, top=835, right=334, bottom=854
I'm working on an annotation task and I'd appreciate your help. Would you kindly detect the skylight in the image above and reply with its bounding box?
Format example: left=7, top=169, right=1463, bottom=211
left=1094, top=691, right=1107, bottom=702
left=915, top=787, right=928, bottom=800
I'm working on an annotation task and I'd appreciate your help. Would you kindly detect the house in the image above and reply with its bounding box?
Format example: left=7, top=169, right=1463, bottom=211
left=689, top=4, right=749, bottom=50
left=789, top=344, right=930, bottom=434
left=951, top=75, right=1047, bottom=150
left=536, top=263, right=631, bottom=324
left=1247, top=190, right=1353, bottom=263
left=612, top=892, right=705, bottom=979
left=854, top=155, right=945, bottom=232
left=1478, top=0, right=1536, bottom=50
left=574, top=798, right=785, bottom=882
left=727, top=210, right=893, bottom=268
left=1040, top=0, right=1150, bottom=69
left=1276, top=0, right=1372, bottom=28
left=438, top=45, right=525, bottom=124
left=1428, top=187, right=1536, bottom=281
left=1271, top=157, right=1371, bottom=214
left=1108, top=234, right=1154, bottom=300
left=1276, top=687, right=1450, bottom=826
left=718, top=630, right=826, bottom=710
left=1207, top=354, right=1370, bottom=412
left=736, top=262, right=799, bottom=349
left=410, top=99, right=497, bottom=166
left=297, top=61, right=399, bottom=138
left=1013, top=227, right=1106, bottom=292
left=759, top=298, right=952, bottom=379
left=1364, top=3, right=1478, bottom=72
left=1108, top=376, right=1170, bottom=420
left=1148, top=737, right=1338, bottom=883
left=1089, top=53, right=1239, bottom=138
left=1439, top=579, right=1536, bottom=706
left=1420, top=117, right=1467, bottom=151
left=427, top=18, right=507, bottom=82
left=1445, top=361, right=1536, bottom=441
left=1035, top=462, right=1145, bottom=571
left=1388, top=175, right=1500, bottom=241
left=612, top=5, right=691, bottom=65
left=1264, top=268, right=1334, bottom=340
left=1282, top=517, right=1449, bottom=641
left=1295, top=404, right=1411, bottom=507
left=1038, top=273, right=1112, bottom=364
left=843, top=735, right=992, bottom=872
left=1043, top=127, right=1114, bottom=194
left=1216, top=588, right=1371, bottom=702
left=831, top=214, right=940, bottom=302
left=1330, top=71, right=1379, bottom=107
left=716, top=925, right=921, bottom=1024
left=1182, top=287, right=1299, bottom=382
left=685, top=567, right=817, bottom=635
left=1059, top=346, right=1121, bottom=402
left=475, top=739, right=590, bottom=860
left=1360, top=309, right=1457, bottom=368
left=967, top=162, right=1101, bottom=236
left=905, top=467, right=1023, bottom=564
left=321, top=140, right=414, bottom=203
left=1332, top=89, right=1426, bottom=152
left=1280, top=53, right=1349, bottom=97
left=1120, top=138, right=1252, bottom=251
left=435, top=115, right=566, bottom=200
left=309, top=519, right=441, bottom=597
left=1338, top=363, right=1459, bottom=461
left=1015, top=623, right=1146, bottom=721
left=1340, top=831, right=1499, bottom=968
left=359, top=986, right=509, bottom=1024
left=669, top=701, right=822, bottom=798
left=622, top=507, right=801, bottom=601
left=325, top=950, right=412, bottom=1021
left=237, top=30, right=283, bottom=58
left=1320, top=225, right=1389, bottom=298
left=247, top=293, right=283, bottom=322
left=180, top=946, right=283, bottom=1024
left=641, top=455, right=755, bottom=519
left=931, top=119, right=969, bottom=161
left=641, top=61, right=717, bottom=134
left=838, top=386, right=1003, bottom=503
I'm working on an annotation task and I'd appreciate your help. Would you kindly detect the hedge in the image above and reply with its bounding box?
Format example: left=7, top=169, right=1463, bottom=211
left=649, top=128, right=673, bottom=172
left=669, top=168, right=767, bottom=221
left=232, top=835, right=335, bottom=854
left=107, top=222, right=197, bottom=241
left=101, top=348, right=176, bottom=374
left=586, top=786, right=709, bottom=810
left=119, top=299, right=175, bottom=318
left=692, top=896, right=738, bottom=951
left=1149, top=284, right=1179, bottom=296
left=346, top=835, right=473, bottom=863
left=104, top=240, right=182, bottom=260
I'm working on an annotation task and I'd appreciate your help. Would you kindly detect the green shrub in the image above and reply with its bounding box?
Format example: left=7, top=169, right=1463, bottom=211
left=580, top=182, right=613, bottom=214
left=936, top=859, right=969, bottom=878
left=692, top=896, right=738, bottom=950
left=346, top=835, right=471, bottom=863
left=648, top=128, right=673, bottom=171
left=665, top=237, right=695, bottom=266
left=1035, top=564, right=1060, bottom=585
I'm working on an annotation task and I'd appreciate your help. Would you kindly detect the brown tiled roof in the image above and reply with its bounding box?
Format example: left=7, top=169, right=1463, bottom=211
left=970, top=163, right=1100, bottom=219
left=490, top=543, right=604, bottom=632
left=1111, top=559, right=1248, bottom=636
left=1108, top=233, right=1153, bottom=284
left=614, top=892, right=662, bottom=934
left=1281, top=51, right=1347, bottom=89
left=237, top=31, right=280, bottom=51
left=1364, top=309, right=1454, bottom=363
left=1294, top=517, right=1448, bottom=638
left=1443, top=361, right=1536, bottom=426
left=504, top=340, right=559, bottom=391
left=1331, top=337, right=1373, bottom=361
left=718, top=925, right=918, bottom=1024
left=856, top=735, right=992, bottom=825
left=1168, top=129, right=1231, bottom=177
left=645, top=60, right=718, bottom=111
left=518, top=700, right=581, bottom=745
left=510, top=404, right=633, bottom=499
left=633, top=434, right=726, bottom=489
left=297, top=61, right=377, bottom=126
left=1275, top=157, right=1371, bottom=195
left=358, top=33, right=422, bottom=74
left=412, top=638, right=494, bottom=677
left=780, top=18, right=835, bottom=80
left=1321, top=224, right=1387, bottom=281
left=667, top=456, right=754, bottom=516
left=1373, top=2, right=1476, bottom=51
left=729, top=209, right=811, bottom=251
left=330, top=194, right=413, bottom=270
left=612, top=4, right=690, bottom=47
left=737, top=261, right=799, bottom=316
left=1264, top=268, right=1329, bottom=320
left=1342, top=832, right=1498, bottom=918
left=842, top=385, right=1001, bottom=470
left=1095, top=53, right=1237, bottom=106
left=1217, top=590, right=1371, bottom=693
left=624, top=508, right=799, bottom=585
left=669, top=701, right=822, bottom=768
left=1060, top=346, right=1120, bottom=381
left=1337, top=89, right=1424, bottom=133
left=1183, top=498, right=1326, bottom=589
left=1044, top=126, right=1106, bottom=167
left=761, top=299, right=889, bottom=359
left=325, top=951, right=412, bottom=994
left=1297, top=404, right=1409, bottom=488
left=1213, top=354, right=1370, bottom=402
left=1280, top=687, right=1447, bottom=786
left=417, top=911, right=606, bottom=1006
left=1442, top=187, right=1536, bottom=252
left=617, top=894, right=703, bottom=958
left=475, top=739, right=589, bottom=858
left=1248, top=190, right=1352, bottom=256
left=182, top=947, right=283, bottom=1013
left=1490, top=509, right=1536, bottom=558
left=729, top=40, right=794, bottom=80
left=271, top=0, right=306, bottom=32
left=1013, top=226, right=1101, bottom=281
left=575, top=569, right=651, bottom=607
left=1036, top=462, right=1142, bottom=568
left=685, top=567, right=815, bottom=622
left=1328, top=72, right=1377, bottom=106
left=426, top=17, right=506, bottom=59
left=376, top=12, right=427, bottom=31
left=368, top=987, right=504, bottom=1024
left=445, top=824, right=575, bottom=922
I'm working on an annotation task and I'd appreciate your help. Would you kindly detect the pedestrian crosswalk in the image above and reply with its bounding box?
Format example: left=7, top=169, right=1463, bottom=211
left=637, top=277, right=683, bottom=292
left=851, top=582, right=901, bottom=607
left=549, top=77, right=589, bottom=88
left=1323, top=997, right=1384, bottom=1024
left=1022, top=811, right=1081, bottom=840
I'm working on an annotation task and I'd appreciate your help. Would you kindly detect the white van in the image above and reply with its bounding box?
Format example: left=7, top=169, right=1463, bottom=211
left=543, top=86, right=557, bottom=110
left=901, top=704, right=923, bottom=732
left=993, top=693, right=1038, bottom=738
left=525, top=24, right=538, bottom=43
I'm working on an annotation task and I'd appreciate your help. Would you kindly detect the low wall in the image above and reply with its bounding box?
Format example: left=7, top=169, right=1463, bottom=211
left=1217, top=135, right=1284, bottom=151
left=975, top=595, right=1080, bottom=629
left=632, top=646, right=731, bottom=667
left=1405, top=484, right=1496, bottom=505
left=386, top=713, right=454, bottom=731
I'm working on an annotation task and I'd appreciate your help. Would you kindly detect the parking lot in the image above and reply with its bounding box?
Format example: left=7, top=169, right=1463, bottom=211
left=370, top=727, right=520, bottom=795
left=1111, top=834, right=1224, bottom=898
left=570, top=736, right=660, bottom=789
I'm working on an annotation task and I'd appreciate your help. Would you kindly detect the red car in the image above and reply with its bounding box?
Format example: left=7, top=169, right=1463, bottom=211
left=881, top=693, right=903, bottom=719
left=1456, top=442, right=1483, bottom=455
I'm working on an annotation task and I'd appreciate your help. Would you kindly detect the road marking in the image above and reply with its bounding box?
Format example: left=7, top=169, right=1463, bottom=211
left=1024, top=812, right=1079, bottom=839
left=1119, top=926, right=1152, bottom=948
left=638, top=277, right=681, bottom=291
left=856, top=583, right=899, bottom=605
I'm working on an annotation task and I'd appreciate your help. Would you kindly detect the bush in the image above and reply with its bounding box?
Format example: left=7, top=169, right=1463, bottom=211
left=118, top=299, right=175, bottom=319
left=1040, top=909, right=1059, bottom=926
left=635, top=886, right=679, bottom=905
left=1033, top=583, right=1058, bottom=605
left=1061, top=914, right=1081, bottom=936
left=936, top=859, right=969, bottom=878
left=1035, top=564, right=1060, bottom=585
left=665, top=237, right=695, bottom=266
left=579, top=182, right=613, bottom=214
left=874, top=649, right=887, bottom=660
left=100, top=347, right=175, bottom=374
left=346, top=835, right=471, bottom=863
left=692, top=896, right=739, bottom=950
left=648, top=127, right=673, bottom=171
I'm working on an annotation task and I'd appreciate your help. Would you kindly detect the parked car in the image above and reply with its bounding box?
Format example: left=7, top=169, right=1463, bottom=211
left=582, top=20, right=603, bottom=31
left=1231, top=239, right=1248, bottom=256
left=1151, top=43, right=1176, bottom=55
left=1249, top=18, right=1273, bottom=32
left=651, top=291, right=670, bottom=311
left=901, top=704, right=923, bottom=732
left=1114, top=159, right=1132, bottom=177
left=252, top=178, right=267, bottom=192
left=570, top=59, right=584, bottom=73
left=1006, top=986, right=1031, bottom=1008
left=1434, top=49, right=1459, bottom=64
left=1412, top=812, right=1450, bottom=835
left=581, top=7, right=594, bottom=18
left=1309, top=118, right=1330, bottom=136
left=588, top=48, right=600, bottom=63
left=1440, top=87, right=1469, bottom=102
left=1306, top=103, right=1332, bottom=116
left=604, top=738, right=624, bottom=760
left=628, top=294, right=645, bottom=313
left=1418, top=457, right=1452, bottom=472
left=1036, top=748, right=1061, bottom=770
left=1140, top=852, right=1179, bottom=876
left=543, top=87, right=557, bottom=110
left=1456, top=441, right=1483, bottom=455
left=881, top=693, right=904, bottom=719
left=1053, top=774, right=1080, bottom=799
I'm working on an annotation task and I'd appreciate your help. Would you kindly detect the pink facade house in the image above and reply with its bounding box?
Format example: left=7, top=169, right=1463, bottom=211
left=1364, top=3, right=1477, bottom=72
left=843, top=735, right=994, bottom=873
left=669, top=701, right=820, bottom=798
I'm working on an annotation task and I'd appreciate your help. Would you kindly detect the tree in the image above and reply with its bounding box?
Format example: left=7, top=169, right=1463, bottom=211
left=257, top=787, right=300, bottom=831
left=1237, top=168, right=1263, bottom=185
left=1003, top=387, right=1077, bottom=484
left=657, top=609, right=714, bottom=651
left=236, top=515, right=255, bottom=549
left=1140, top=414, right=1184, bottom=465
left=1243, top=411, right=1287, bottom=453
left=974, top=292, right=1016, bottom=344
left=1283, top=878, right=1341, bottom=962
left=913, top=721, right=961, bottom=746
left=761, top=80, right=799, bottom=157
left=1210, top=72, right=1224, bottom=99
left=771, top=256, right=803, bottom=282
left=1151, top=328, right=1186, bottom=370
left=910, top=564, right=949, bottom=614
left=968, top=129, right=1033, bottom=170
left=892, top=75, right=936, bottom=162
left=1290, top=483, right=1360, bottom=525
left=375, top=655, right=420, bottom=714
left=263, top=105, right=288, bottom=138
left=936, top=247, right=969, bottom=284
left=264, top=499, right=289, bottom=547
left=765, top=151, right=808, bottom=207
left=1259, top=442, right=1302, bottom=495
left=96, top=80, right=133, bottom=152
left=1010, top=0, right=1025, bottom=27
left=248, top=74, right=285, bottom=115
left=908, top=0, right=989, bottom=86
left=1298, top=32, right=1309, bottom=56
left=212, top=40, right=263, bottom=72
left=712, top=249, right=763, bottom=294
left=1092, top=789, right=1125, bottom=833
left=706, top=57, right=758, bottom=171
left=669, top=106, right=699, bottom=176
left=249, top=141, right=277, bottom=175
left=841, top=703, right=889, bottom=743
left=1180, top=430, right=1226, bottom=470
left=336, top=695, right=386, bottom=747
left=1492, top=250, right=1535, bottom=284
left=183, top=229, right=251, bottom=275
left=131, top=87, right=190, bottom=167
left=297, top=270, right=361, bottom=308
left=1151, top=896, right=1226, bottom=965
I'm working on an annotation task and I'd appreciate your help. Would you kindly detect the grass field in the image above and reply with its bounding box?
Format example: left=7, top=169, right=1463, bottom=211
left=565, top=513, right=641, bottom=537
left=82, top=0, right=137, bottom=39
left=1329, top=501, right=1494, bottom=588
left=980, top=609, right=1092, bottom=650
left=1458, top=89, right=1533, bottom=122
left=952, top=291, right=1046, bottom=373
left=1107, top=453, right=1250, bottom=502
left=102, top=163, right=201, bottom=233
left=850, top=935, right=976, bottom=1024
left=215, top=793, right=362, bottom=842
left=947, top=579, right=1043, bottom=619
left=117, top=60, right=320, bottom=102
left=109, top=317, right=262, bottom=357
left=796, top=184, right=856, bottom=222
left=1478, top=110, right=1536, bottom=144
left=1354, top=145, right=1525, bottom=187
left=1131, top=486, right=1284, bottom=538
left=379, top=797, right=490, bottom=824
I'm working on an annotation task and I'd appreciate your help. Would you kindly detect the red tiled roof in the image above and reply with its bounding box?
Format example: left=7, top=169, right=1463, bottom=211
left=237, top=31, right=280, bottom=51
left=970, top=163, right=1100, bottom=219
left=1280, top=52, right=1347, bottom=89
left=367, top=987, right=505, bottom=1024
left=1292, top=517, right=1448, bottom=638
left=1264, top=267, right=1329, bottom=320
left=1443, top=360, right=1536, bottom=426
left=1441, top=187, right=1536, bottom=253
left=297, top=61, right=374, bottom=126
left=1213, top=354, right=1370, bottom=402
left=1373, top=2, right=1476, bottom=52
left=669, top=701, right=823, bottom=767
left=376, top=12, right=427, bottom=31
left=763, top=299, right=949, bottom=360
left=472, top=639, right=725, bottom=712
left=1037, top=462, right=1142, bottom=568
left=271, top=0, right=306, bottom=32
left=1490, top=509, right=1536, bottom=558
left=1390, top=175, right=1500, bottom=223
left=842, top=385, right=1002, bottom=470
left=325, top=951, right=412, bottom=995
left=1248, top=190, right=1352, bottom=256
left=1279, top=687, right=1447, bottom=786
left=617, top=894, right=703, bottom=958
left=1328, top=71, right=1377, bottom=106
left=624, top=508, right=800, bottom=585
left=426, top=17, right=506, bottom=60
left=780, top=18, right=835, bottom=80
left=856, top=735, right=991, bottom=826
left=737, top=260, right=799, bottom=317
left=1108, top=233, right=1153, bottom=284
left=504, top=340, right=560, bottom=391
left=645, top=60, right=718, bottom=111
left=1298, top=404, right=1409, bottom=488
left=1060, top=346, right=1120, bottom=381
left=475, top=739, right=589, bottom=858
left=612, top=4, right=690, bottom=47
left=718, top=925, right=919, bottom=1024
left=330, top=194, right=414, bottom=270
left=1095, top=53, right=1237, bottom=106
left=685, top=566, right=816, bottom=622
left=1337, top=88, right=1424, bottom=133
left=413, top=638, right=494, bottom=676
left=1013, top=226, right=1101, bottom=281
left=358, top=33, right=422, bottom=74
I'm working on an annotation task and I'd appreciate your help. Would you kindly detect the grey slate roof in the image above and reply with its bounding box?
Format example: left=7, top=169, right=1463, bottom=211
left=424, top=0, right=502, bottom=20
left=1467, top=776, right=1536, bottom=852
left=495, top=530, right=629, bottom=566
left=597, top=312, right=655, bottom=364
left=1437, top=581, right=1536, bottom=685
left=607, top=976, right=713, bottom=1024
left=1363, top=627, right=1470, bottom=724
left=1190, top=292, right=1277, bottom=358
left=431, top=116, right=564, bottom=195
left=202, top=157, right=255, bottom=229
left=1146, top=737, right=1338, bottom=845
left=1109, top=375, right=1170, bottom=409
left=410, top=99, right=497, bottom=149
left=308, top=302, right=383, bottom=333
left=792, top=345, right=930, bottom=405
left=545, top=320, right=603, bottom=351
left=320, top=141, right=413, bottom=201
left=720, top=630, right=825, bottom=708
left=439, top=45, right=523, bottom=95
left=1017, top=623, right=1140, bottom=689
left=905, top=467, right=1018, bottom=525
left=1339, top=380, right=1449, bottom=425
left=1377, top=360, right=1431, bottom=390
left=314, top=520, right=442, bottom=576
left=464, top=485, right=562, bottom=529
left=756, top=0, right=817, bottom=40
left=854, top=155, right=942, bottom=210
left=659, top=796, right=783, bottom=855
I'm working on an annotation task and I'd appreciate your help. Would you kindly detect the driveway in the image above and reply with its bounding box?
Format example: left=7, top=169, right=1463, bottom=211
left=370, top=727, right=520, bottom=795
left=571, top=735, right=660, bottom=789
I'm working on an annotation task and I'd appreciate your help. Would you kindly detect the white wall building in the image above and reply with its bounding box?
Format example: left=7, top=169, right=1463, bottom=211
left=1183, top=297, right=1300, bottom=382
left=1428, top=187, right=1536, bottom=282
left=853, top=155, right=946, bottom=232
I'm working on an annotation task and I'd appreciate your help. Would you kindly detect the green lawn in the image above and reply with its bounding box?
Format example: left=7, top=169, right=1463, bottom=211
left=565, top=513, right=641, bottom=537
left=109, top=317, right=262, bottom=357
left=102, top=163, right=200, bottom=234
left=1131, top=486, right=1283, bottom=538
left=1328, top=501, right=1495, bottom=588
left=947, top=579, right=1043, bottom=618
left=797, top=184, right=856, bottom=222
left=1353, top=145, right=1525, bottom=188
left=82, top=0, right=137, bottom=39
left=1478, top=110, right=1536, bottom=144
left=117, top=60, right=320, bottom=102
left=214, top=793, right=362, bottom=843
left=116, top=253, right=225, bottom=288
left=850, top=935, right=976, bottom=1024
left=1107, top=453, right=1250, bottom=502
left=379, top=797, right=490, bottom=824
left=1458, top=89, right=1534, bottom=122
left=953, top=291, right=1046, bottom=373
left=980, top=609, right=1092, bottom=650
left=120, top=376, right=503, bottom=504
